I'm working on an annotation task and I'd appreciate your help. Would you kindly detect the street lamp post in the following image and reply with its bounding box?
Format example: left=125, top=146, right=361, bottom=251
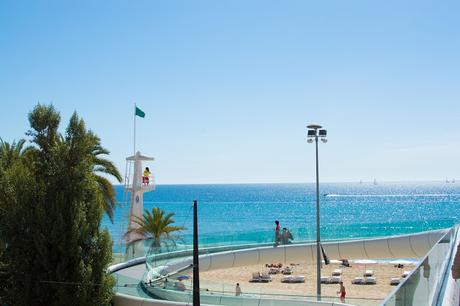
left=307, top=124, right=327, bottom=300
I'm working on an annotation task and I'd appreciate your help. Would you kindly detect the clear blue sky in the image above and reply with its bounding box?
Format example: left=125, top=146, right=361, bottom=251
left=1, top=0, right=459, bottom=184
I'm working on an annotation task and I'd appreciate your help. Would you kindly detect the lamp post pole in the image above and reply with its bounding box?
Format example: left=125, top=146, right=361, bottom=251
left=193, top=200, right=200, bottom=306
left=315, top=130, right=321, bottom=300
left=307, top=124, right=327, bottom=301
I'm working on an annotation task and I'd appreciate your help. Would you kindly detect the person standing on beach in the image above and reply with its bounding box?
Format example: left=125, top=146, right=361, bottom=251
left=235, top=283, right=242, bottom=296
left=274, top=220, right=281, bottom=245
left=281, top=228, right=293, bottom=244
left=337, top=281, right=346, bottom=302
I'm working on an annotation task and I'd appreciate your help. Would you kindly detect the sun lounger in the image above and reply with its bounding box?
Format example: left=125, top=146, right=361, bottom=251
left=402, top=271, right=410, bottom=278
left=352, top=276, right=376, bottom=285
left=249, top=272, right=261, bottom=282
left=281, top=275, right=305, bottom=283
left=260, top=272, right=272, bottom=282
left=268, top=268, right=280, bottom=274
left=332, top=269, right=342, bottom=276
left=363, top=270, right=374, bottom=277
left=390, top=277, right=400, bottom=286
left=249, top=272, right=272, bottom=283
left=365, top=277, right=376, bottom=284
left=329, top=276, right=342, bottom=284
left=321, top=276, right=330, bottom=284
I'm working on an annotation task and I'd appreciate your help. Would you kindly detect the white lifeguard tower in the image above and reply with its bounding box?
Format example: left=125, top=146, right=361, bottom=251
left=123, top=151, right=155, bottom=258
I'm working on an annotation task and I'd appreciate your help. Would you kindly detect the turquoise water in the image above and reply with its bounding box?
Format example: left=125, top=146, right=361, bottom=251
left=102, top=182, right=460, bottom=253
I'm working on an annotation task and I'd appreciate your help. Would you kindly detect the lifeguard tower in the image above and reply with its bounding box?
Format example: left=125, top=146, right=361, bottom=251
left=123, top=151, right=155, bottom=259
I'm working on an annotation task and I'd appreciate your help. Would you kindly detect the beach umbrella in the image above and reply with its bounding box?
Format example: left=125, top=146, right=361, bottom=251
left=177, top=275, right=190, bottom=281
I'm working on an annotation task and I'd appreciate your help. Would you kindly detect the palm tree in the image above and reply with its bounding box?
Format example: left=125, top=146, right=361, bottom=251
left=88, top=132, right=122, bottom=223
left=64, top=112, right=122, bottom=223
left=0, top=138, right=28, bottom=169
left=127, top=207, right=186, bottom=252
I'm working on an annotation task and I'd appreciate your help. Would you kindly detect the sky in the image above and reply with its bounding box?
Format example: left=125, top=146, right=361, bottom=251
left=0, top=0, right=459, bottom=184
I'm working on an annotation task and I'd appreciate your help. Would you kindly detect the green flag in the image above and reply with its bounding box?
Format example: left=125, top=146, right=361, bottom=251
left=135, top=106, right=145, bottom=118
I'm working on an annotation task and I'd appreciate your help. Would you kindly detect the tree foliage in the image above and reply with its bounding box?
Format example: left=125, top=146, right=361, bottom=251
left=0, top=104, right=119, bottom=305
left=127, top=207, right=185, bottom=252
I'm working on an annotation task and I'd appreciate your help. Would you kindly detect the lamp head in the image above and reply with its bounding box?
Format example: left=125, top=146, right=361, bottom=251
left=321, top=138, right=328, bottom=143
left=307, top=129, right=316, bottom=137
left=307, top=138, right=314, bottom=143
left=307, top=123, right=322, bottom=129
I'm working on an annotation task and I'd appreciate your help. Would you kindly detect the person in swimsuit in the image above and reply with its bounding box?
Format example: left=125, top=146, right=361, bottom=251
left=337, top=281, right=346, bottom=302
left=274, top=220, right=280, bottom=245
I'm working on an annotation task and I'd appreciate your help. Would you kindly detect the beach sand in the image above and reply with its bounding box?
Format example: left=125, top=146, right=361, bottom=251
left=196, top=261, right=413, bottom=303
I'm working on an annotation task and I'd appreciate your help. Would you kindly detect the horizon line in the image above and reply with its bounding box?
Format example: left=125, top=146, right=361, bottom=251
left=111, top=179, right=455, bottom=187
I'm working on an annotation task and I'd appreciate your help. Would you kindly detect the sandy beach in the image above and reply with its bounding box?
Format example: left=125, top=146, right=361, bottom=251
left=196, top=261, right=413, bottom=303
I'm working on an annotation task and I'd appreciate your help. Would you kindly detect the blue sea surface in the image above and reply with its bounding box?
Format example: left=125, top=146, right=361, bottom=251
left=102, top=182, right=460, bottom=253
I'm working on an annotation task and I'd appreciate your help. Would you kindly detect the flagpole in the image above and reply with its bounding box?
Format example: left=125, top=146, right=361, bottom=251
left=134, top=103, right=136, bottom=156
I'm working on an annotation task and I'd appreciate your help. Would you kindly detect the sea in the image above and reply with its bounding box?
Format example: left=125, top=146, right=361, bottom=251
left=102, top=181, right=460, bottom=253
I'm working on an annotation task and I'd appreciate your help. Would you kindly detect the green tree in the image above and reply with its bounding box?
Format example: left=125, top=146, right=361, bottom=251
left=90, top=135, right=123, bottom=222
left=0, top=138, right=29, bottom=169
left=0, top=104, right=118, bottom=305
left=127, top=207, right=185, bottom=252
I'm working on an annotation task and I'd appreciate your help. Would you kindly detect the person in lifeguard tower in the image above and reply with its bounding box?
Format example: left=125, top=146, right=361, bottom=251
left=143, top=167, right=150, bottom=185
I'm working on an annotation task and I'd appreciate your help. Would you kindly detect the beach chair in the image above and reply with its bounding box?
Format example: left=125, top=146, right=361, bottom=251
left=291, top=275, right=305, bottom=283
left=329, top=276, right=342, bottom=284
left=390, top=277, right=400, bottom=286
left=363, top=270, right=374, bottom=277
left=352, top=277, right=364, bottom=284
left=281, top=275, right=305, bottom=283
left=320, top=276, right=330, bottom=284
left=260, top=272, right=272, bottom=282
left=249, top=272, right=261, bottom=282
left=365, top=277, right=377, bottom=284
left=402, top=271, right=410, bottom=278
left=268, top=267, right=280, bottom=274
left=332, top=269, right=342, bottom=276
left=250, top=272, right=272, bottom=282
left=281, top=275, right=293, bottom=283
